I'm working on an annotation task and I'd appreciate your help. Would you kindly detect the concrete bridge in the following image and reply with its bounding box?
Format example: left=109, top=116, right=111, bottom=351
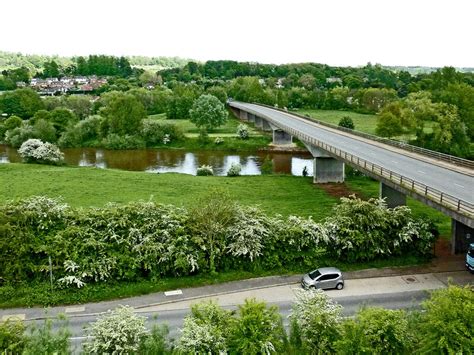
left=228, top=101, right=474, bottom=254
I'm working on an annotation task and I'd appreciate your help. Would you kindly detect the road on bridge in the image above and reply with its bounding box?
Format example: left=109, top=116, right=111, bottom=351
left=230, top=102, right=474, bottom=207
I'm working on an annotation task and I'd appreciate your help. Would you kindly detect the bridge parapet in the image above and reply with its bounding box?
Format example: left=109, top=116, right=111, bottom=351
left=255, top=103, right=474, bottom=171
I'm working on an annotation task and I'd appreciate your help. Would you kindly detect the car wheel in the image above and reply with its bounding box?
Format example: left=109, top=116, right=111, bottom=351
left=336, top=283, right=344, bottom=290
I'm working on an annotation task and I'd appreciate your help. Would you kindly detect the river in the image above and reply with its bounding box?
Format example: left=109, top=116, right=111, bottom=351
left=0, top=145, right=314, bottom=176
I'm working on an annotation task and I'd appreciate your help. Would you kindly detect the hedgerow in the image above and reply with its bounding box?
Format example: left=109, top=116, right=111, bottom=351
left=0, top=195, right=436, bottom=288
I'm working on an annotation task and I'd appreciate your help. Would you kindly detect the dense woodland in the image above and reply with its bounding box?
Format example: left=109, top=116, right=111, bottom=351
left=0, top=52, right=473, bottom=158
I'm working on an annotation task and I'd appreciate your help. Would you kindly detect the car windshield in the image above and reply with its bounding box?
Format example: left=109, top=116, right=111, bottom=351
left=468, top=250, right=474, bottom=258
left=309, top=270, right=321, bottom=280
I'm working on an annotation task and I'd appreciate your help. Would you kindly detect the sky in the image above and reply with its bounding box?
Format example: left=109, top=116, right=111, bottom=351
left=1, top=0, right=473, bottom=67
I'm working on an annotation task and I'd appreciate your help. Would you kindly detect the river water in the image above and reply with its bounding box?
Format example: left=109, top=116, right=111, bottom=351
left=0, top=145, right=314, bottom=176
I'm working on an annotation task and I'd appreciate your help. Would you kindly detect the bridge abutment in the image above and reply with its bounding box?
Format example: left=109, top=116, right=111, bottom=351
left=380, top=183, right=406, bottom=208
left=451, top=219, right=473, bottom=254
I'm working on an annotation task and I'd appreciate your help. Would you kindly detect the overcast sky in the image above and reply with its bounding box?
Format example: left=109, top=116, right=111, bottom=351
left=2, top=0, right=473, bottom=67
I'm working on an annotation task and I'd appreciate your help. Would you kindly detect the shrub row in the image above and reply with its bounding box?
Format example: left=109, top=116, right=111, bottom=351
left=0, top=195, right=436, bottom=288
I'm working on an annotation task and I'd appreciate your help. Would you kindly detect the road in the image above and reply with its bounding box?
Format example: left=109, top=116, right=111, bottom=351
left=22, top=270, right=471, bottom=352
left=229, top=102, right=474, bottom=204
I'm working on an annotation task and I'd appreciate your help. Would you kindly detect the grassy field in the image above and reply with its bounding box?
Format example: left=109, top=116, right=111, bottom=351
left=0, top=164, right=451, bottom=234
left=0, top=163, right=338, bottom=220
left=149, top=111, right=261, bottom=137
left=294, top=109, right=436, bottom=138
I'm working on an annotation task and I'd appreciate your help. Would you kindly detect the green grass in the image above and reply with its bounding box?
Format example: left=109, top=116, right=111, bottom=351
left=294, top=109, right=379, bottom=134
left=149, top=112, right=260, bottom=137
left=0, top=163, right=338, bottom=219
left=295, top=109, right=436, bottom=139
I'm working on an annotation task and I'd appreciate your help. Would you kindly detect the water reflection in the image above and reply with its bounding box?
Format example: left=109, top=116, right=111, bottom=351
left=0, top=144, right=314, bottom=176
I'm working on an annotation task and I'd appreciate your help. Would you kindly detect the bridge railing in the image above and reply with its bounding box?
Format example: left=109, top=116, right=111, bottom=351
left=240, top=105, right=474, bottom=219
left=254, top=103, right=474, bottom=170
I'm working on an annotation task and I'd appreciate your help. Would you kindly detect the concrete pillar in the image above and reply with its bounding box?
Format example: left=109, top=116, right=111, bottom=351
left=451, top=219, right=474, bottom=254
left=313, top=157, right=345, bottom=183
left=272, top=129, right=293, bottom=145
left=262, top=119, right=272, bottom=132
left=255, top=116, right=263, bottom=129
left=379, top=183, right=406, bottom=208
left=248, top=113, right=255, bottom=123
left=239, top=110, right=248, bottom=121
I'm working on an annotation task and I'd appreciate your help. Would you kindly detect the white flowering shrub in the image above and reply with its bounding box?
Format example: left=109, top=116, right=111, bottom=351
left=177, top=301, right=232, bottom=354
left=289, top=288, right=342, bottom=353
left=83, top=306, right=147, bottom=354
left=196, top=165, right=214, bottom=176
left=18, top=139, right=64, bottom=165
left=227, top=162, right=242, bottom=176
left=226, top=207, right=269, bottom=261
left=214, top=136, right=224, bottom=145
left=162, top=133, right=170, bottom=144
left=323, top=195, right=435, bottom=261
left=237, top=123, right=249, bottom=139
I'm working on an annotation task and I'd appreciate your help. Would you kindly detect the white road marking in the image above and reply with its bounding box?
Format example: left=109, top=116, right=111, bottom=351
left=164, top=289, right=183, bottom=296
left=417, top=170, right=426, bottom=174
left=454, top=183, right=464, bottom=188
left=65, top=306, right=85, bottom=313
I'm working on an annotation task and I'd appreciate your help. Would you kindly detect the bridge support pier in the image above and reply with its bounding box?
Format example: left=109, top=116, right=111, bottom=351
left=273, top=129, right=293, bottom=145
left=303, top=144, right=344, bottom=183
left=313, top=157, right=345, bottom=183
left=262, top=119, right=272, bottom=132
left=255, top=116, right=263, bottom=129
left=248, top=113, right=255, bottom=123
left=451, top=220, right=473, bottom=254
left=379, top=183, right=406, bottom=208
left=239, top=110, right=248, bottom=121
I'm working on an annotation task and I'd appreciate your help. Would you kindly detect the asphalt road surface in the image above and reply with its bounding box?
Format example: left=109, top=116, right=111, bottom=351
left=229, top=102, right=474, bottom=204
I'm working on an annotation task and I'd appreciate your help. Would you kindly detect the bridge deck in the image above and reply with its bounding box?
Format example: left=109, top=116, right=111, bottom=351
left=230, top=102, right=474, bottom=219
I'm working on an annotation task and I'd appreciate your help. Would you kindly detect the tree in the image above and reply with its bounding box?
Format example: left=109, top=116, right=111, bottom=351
left=289, top=288, right=342, bottom=353
left=42, top=60, right=60, bottom=78
left=63, top=95, right=92, bottom=119
left=177, top=301, right=233, bottom=354
left=84, top=306, right=148, bottom=354
left=49, top=107, right=78, bottom=134
left=189, top=189, right=237, bottom=273
left=0, top=88, right=44, bottom=118
left=338, top=116, right=355, bottom=130
left=206, top=86, right=228, bottom=104
left=228, top=298, right=287, bottom=354
left=336, top=307, right=413, bottom=354
left=376, top=111, right=403, bottom=138
left=189, top=94, right=228, bottom=131
left=23, top=316, right=70, bottom=355
left=100, top=91, right=147, bottom=135
left=415, top=285, right=474, bottom=354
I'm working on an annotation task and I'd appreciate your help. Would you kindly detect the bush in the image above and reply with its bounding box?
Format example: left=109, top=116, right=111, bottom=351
left=227, top=162, right=242, bottom=177
left=84, top=305, right=147, bottom=354
left=237, top=123, right=249, bottom=139
left=101, top=133, right=146, bottom=149
left=214, top=137, right=224, bottom=145
left=0, top=318, right=26, bottom=354
left=338, top=116, right=355, bottom=130
left=59, top=115, right=103, bottom=148
left=23, top=316, right=70, bottom=355
left=260, top=155, right=273, bottom=174
left=141, top=119, right=184, bottom=147
left=18, top=139, right=64, bottom=165
left=4, top=124, right=36, bottom=147
left=4, top=115, right=23, bottom=130
left=196, top=165, right=214, bottom=176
